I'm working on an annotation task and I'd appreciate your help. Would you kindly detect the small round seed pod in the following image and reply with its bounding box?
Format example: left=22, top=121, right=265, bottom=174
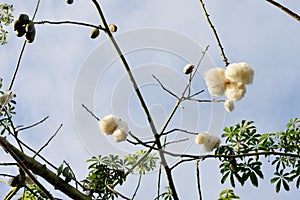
left=66, top=0, right=74, bottom=4
left=108, top=24, right=118, bottom=32
left=25, top=20, right=35, bottom=33
left=90, top=28, right=100, bottom=39
left=183, top=64, right=194, bottom=75
left=25, top=29, right=36, bottom=43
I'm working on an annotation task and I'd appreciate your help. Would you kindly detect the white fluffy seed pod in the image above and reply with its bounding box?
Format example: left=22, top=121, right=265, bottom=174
left=195, top=133, right=208, bottom=144
left=225, top=62, right=254, bottom=85
left=0, top=90, right=14, bottom=106
left=225, top=82, right=246, bottom=101
left=203, top=134, right=221, bottom=152
left=112, top=128, right=128, bottom=142
left=183, top=64, right=194, bottom=75
left=108, top=24, right=118, bottom=32
left=98, top=114, right=118, bottom=135
left=204, top=68, right=226, bottom=96
left=224, top=100, right=234, bottom=112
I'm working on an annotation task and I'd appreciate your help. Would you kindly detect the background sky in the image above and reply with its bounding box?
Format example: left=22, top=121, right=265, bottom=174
left=0, top=0, right=299, bottom=199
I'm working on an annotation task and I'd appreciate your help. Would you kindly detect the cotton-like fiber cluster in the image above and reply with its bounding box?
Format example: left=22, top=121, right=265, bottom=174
left=195, top=132, right=221, bottom=152
left=204, top=68, right=226, bottom=96
left=98, top=114, right=118, bottom=135
left=98, top=114, right=129, bottom=142
left=224, top=82, right=246, bottom=101
left=224, top=100, right=234, bottom=112
left=225, top=62, right=254, bottom=85
left=204, top=62, right=254, bottom=112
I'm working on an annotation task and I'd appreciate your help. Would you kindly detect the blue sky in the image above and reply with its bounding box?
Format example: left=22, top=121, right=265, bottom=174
left=0, top=0, right=299, bottom=199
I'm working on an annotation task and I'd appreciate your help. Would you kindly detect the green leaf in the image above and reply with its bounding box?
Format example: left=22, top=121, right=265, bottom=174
left=270, top=177, right=279, bottom=184
left=282, top=180, right=290, bottom=191
left=250, top=172, right=258, bottom=187
left=275, top=179, right=281, bottom=193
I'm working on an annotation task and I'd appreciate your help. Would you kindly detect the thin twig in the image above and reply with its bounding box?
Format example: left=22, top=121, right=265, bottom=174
left=0, top=163, right=18, bottom=166
left=183, top=98, right=225, bottom=103
left=157, top=164, right=162, bottom=199
left=33, top=124, right=63, bottom=158
left=199, top=0, right=229, bottom=66
left=163, top=138, right=189, bottom=147
left=32, top=0, right=41, bottom=20
left=132, top=174, right=142, bottom=200
left=188, top=90, right=205, bottom=98
left=196, top=160, right=202, bottom=200
left=152, top=74, right=179, bottom=100
left=163, top=128, right=198, bottom=136
left=17, top=116, right=49, bottom=132
left=82, top=104, right=99, bottom=121
left=105, top=183, right=131, bottom=200
left=34, top=20, right=104, bottom=30
left=170, top=158, right=195, bottom=170
left=266, top=0, right=300, bottom=22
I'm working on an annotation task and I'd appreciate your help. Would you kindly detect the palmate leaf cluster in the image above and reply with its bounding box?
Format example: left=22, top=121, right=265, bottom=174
left=0, top=4, right=14, bottom=45
left=0, top=79, right=17, bottom=136
left=217, top=119, right=300, bottom=193
left=81, top=151, right=158, bottom=200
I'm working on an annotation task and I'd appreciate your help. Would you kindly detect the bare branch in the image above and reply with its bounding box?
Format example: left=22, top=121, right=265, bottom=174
left=82, top=104, right=100, bottom=121
left=132, top=174, right=142, bottom=200
left=266, top=0, right=300, bottom=22
left=17, top=116, right=49, bottom=132
left=163, top=128, right=198, bottom=136
left=33, top=124, right=63, bottom=158
left=152, top=74, right=180, bottom=100
left=199, top=0, right=229, bottom=66
left=196, top=160, right=203, bottom=200
left=170, top=158, right=195, bottom=170
left=34, top=20, right=104, bottom=30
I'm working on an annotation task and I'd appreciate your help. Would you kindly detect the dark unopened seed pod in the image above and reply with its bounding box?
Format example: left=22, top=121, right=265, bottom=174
left=25, top=20, right=35, bottom=33
left=183, top=64, right=194, bottom=75
left=108, top=24, right=117, bottom=32
left=15, top=26, right=26, bottom=37
left=14, top=20, right=23, bottom=31
left=66, top=0, right=74, bottom=4
left=25, top=29, right=36, bottom=43
left=18, top=14, right=30, bottom=24
left=90, top=28, right=100, bottom=39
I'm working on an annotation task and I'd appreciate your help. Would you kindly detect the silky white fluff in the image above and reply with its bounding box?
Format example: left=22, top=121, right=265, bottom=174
left=112, top=128, right=128, bottom=142
left=203, top=134, right=221, bottom=152
left=225, top=62, right=254, bottom=85
left=204, top=68, right=226, bottom=96
left=224, top=100, right=234, bottom=112
left=225, top=82, right=246, bottom=101
left=195, top=133, right=208, bottom=144
left=195, top=132, right=221, bottom=152
left=0, top=90, right=14, bottom=106
left=98, top=114, right=118, bottom=135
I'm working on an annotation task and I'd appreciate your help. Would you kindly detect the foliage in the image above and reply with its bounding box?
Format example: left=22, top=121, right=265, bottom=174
left=0, top=4, right=14, bottom=45
left=155, top=186, right=173, bottom=200
left=23, top=184, right=48, bottom=200
left=81, top=151, right=158, bottom=199
left=124, top=150, right=159, bottom=175
left=218, top=189, right=240, bottom=200
left=217, top=119, right=300, bottom=193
